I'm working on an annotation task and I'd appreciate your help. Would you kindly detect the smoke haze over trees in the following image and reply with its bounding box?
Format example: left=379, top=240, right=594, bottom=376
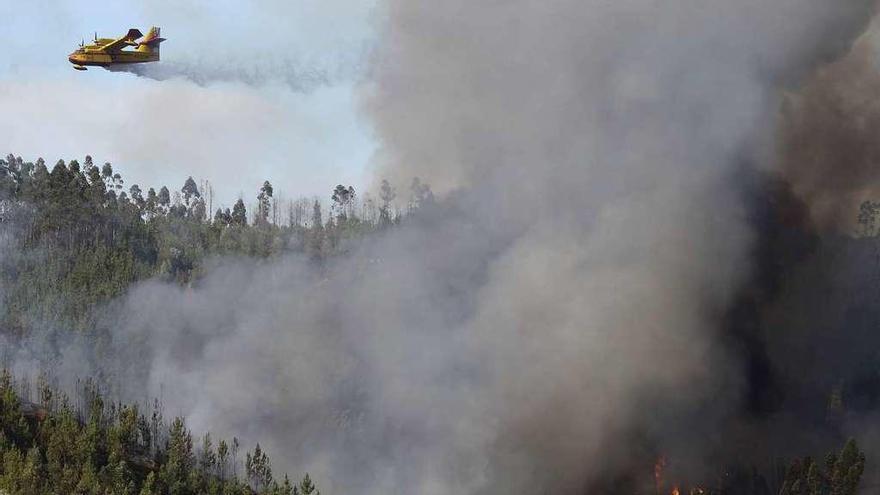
left=0, top=369, right=321, bottom=494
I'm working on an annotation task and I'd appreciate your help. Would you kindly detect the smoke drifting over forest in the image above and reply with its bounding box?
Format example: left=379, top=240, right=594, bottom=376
left=8, top=1, right=880, bottom=494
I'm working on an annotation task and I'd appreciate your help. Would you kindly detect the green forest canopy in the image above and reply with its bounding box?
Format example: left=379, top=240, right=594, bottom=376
left=0, top=154, right=872, bottom=494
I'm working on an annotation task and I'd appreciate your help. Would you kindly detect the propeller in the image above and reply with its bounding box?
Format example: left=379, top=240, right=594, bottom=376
left=94, top=32, right=98, bottom=43
left=79, top=38, right=84, bottom=47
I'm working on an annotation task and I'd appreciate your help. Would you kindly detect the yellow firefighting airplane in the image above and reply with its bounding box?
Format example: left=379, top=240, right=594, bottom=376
left=68, top=27, right=165, bottom=71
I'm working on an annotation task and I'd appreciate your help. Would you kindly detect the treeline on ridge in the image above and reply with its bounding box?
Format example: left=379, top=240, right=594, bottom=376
left=0, top=154, right=434, bottom=335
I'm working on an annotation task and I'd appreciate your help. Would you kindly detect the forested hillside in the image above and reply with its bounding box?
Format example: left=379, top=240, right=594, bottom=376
left=0, top=154, right=430, bottom=336
left=0, top=369, right=317, bottom=494
left=2, top=153, right=879, bottom=494
left=0, top=153, right=430, bottom=494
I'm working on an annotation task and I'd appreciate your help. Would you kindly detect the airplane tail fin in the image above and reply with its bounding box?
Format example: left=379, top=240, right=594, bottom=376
left=137, top=27, right=165, bottom=57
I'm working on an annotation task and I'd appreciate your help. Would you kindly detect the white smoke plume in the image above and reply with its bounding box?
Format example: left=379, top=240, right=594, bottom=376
left=105, top=60, right=351, bottom=93
left=123, top=0, right=375, bottom=89
left=12, top=1, right=879, bottom=494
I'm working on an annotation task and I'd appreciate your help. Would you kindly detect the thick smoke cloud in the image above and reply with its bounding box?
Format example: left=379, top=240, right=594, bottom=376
left=727, top=16, right=880, bottom=484
left=11, top=1, right=879, bottom=494
left=777, top=20, right=880, bottom=231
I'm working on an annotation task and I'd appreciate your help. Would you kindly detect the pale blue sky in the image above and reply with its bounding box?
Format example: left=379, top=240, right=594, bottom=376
left=0, top=0, right=379, bottom=209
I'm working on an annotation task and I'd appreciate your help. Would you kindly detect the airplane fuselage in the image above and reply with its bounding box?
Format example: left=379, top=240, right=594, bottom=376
left=68, top=49, right=158, bottom=67
left=68, top=27, right=164, bottom=71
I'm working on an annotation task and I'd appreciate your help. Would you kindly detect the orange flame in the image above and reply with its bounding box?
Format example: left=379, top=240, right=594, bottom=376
left=656, top=456, right=703, bottom=495
left=654, top=457, right=667, bottom=494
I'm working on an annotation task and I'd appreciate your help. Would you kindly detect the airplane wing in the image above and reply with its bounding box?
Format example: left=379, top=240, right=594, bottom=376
left=96, top=29, right=143, bottom=53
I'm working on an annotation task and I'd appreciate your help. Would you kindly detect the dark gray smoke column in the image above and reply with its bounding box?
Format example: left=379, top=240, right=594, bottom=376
left=358, top=0, right=875, bottom=491
left=102, top=2, right=877, bottom=495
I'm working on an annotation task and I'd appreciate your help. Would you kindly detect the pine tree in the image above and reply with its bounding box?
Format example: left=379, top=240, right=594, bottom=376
left=331, top=184, right=356, bottom=223
left=191, top=197, right=207, bottom=221
left=139, top=472, right=157, bottom=495
left=129, top=184, right=146, bottom=211
left=0, top=371, right=30, bottom=447
left=828, top=439, right=865, bottom=495
left=311, top=200, right=323, bottom=229
left=145, top=187, right=158, bottom=216
left=162, top=417, right=194, bottom=494
left=299, top=473, right=316, bottom=495
left=217, top=439, right=229, bottom=480
left=257, top=181, right=274, bottom=226
left=247, top=443, right=273, bottom=492
left=20, top=446, right=44, bottom=495
left=379, top=179, right=396, bottom=227
left=280, top=474, right=294, bottom=495
left=408, top=177, right=434, bottom=212
left=232, top=199, right=248, bottom=226
left=200, top=433, right=217, bottom=478
left=182, top=176, right=201, bottom=207
left=158, top=186, right=171, bottom=215
left=779, top=440, right=866, bottom=495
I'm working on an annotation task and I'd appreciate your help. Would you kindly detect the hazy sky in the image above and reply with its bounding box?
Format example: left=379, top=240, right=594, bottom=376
left=0, top=0, right=378, bottom=209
